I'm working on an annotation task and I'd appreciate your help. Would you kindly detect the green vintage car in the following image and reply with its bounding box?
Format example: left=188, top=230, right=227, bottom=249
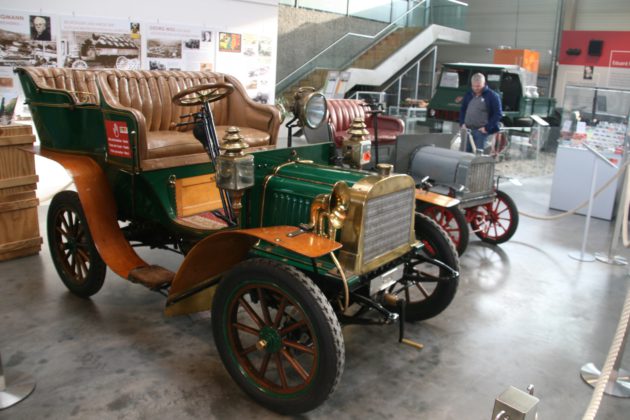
left=17, top=67, right=459, bottom=415
left=427, top=62, right=558, bottom=130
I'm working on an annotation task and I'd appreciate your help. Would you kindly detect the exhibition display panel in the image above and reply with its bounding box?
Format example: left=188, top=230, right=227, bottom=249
left=550, top=85, right=630, bottom=220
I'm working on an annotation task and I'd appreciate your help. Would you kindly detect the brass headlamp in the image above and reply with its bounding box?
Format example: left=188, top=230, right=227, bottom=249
left=216, top=126, right=255, bottom=217
left=292, top=87, right=327, bottom=129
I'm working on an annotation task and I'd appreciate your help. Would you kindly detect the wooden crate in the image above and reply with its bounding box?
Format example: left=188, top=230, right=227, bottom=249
left=0, top=124, right=42, bottom=260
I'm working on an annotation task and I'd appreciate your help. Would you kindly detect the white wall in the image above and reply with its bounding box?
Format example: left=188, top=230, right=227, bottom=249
left=573, top=0, right=630, bottom=30
left=437, top=0, right=559, bottom=76
left=7, top=0, right=279, bottom=90
left=11, top=0, right=279, bottom=35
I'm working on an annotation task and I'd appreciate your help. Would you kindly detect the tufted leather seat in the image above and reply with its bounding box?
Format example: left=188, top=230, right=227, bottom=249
left=20, top=67, right=100, bottom=104
left=97, top=70, right=281, bottom=169
left=326, top=99, right=404, bottom=146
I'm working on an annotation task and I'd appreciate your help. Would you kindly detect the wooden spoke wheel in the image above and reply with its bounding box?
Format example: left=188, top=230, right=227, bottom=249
left=469, top=190, right=519, bottom=245
left=212, top=259, right=344, bottom=415
left=47, top=191, right=106, bottom=297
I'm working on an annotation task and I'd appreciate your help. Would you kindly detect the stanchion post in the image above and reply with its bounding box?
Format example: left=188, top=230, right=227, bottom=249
left=596, top=163, right=629, bottom=265
left=569, top=143, right=618, bottom=262
left=580, top=295, right=630, bottom=397
left=569, top=157, right=598, bottom=262
left=0, top=351, right=36, bottom=410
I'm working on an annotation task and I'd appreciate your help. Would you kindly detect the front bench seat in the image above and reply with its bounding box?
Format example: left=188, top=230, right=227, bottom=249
left=97, top=70, right=280, bottom=169
left=326, top=99, right=405, bottom=146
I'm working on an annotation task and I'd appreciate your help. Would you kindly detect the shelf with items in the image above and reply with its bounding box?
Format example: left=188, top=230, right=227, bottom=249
left=558, top=85, right=630, bottom=155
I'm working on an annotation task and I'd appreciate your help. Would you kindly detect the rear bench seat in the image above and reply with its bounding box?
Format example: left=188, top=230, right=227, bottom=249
left=97, top=70, right=281, bottom=170
left=20, top=67, right=100, bottom=105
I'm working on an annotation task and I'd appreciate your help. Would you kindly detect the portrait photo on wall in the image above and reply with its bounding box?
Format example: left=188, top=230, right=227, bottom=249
left=219, top=32, right=241, bottom=53
left=201, top=31, right=212, bottom=43
left=130, top=22, right=140, bottom=39
left=583, top=65, right=594, bottom=80
left=30, top=15, right=51, bottom=41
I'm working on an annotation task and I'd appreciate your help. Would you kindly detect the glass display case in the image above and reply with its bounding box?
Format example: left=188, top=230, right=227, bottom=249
left=550, top=85, right=630, bottom=220
left=559, top=85, right=630, bottom=154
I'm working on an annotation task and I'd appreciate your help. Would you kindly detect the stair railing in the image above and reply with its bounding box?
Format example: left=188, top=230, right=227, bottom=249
left=276, top=0, right=428, bottom=95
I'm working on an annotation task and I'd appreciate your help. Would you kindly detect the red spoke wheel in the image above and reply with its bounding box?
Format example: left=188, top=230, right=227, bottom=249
left=47, top=191, right=106, bottom=297
left=420, top=205, right=469, bottom=255
left=390, top=213, right=459, bottom=322
left=212, top=259, right=344, bottom=415
left=470, top=190, right=519, bottom=244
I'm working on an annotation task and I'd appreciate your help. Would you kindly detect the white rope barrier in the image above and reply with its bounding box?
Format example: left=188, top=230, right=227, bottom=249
left=582, top=282, right=630, bottom=420
left=621, top=168, right=630, bottom=248
left=517, top=161, right=630, bottom=221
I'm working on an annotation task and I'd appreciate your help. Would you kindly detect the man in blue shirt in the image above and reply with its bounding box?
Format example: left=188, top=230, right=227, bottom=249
left=459, top=73, right=502, bottom=153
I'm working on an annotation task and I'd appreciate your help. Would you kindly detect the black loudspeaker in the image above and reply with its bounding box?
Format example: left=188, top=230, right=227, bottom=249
left=566, top=48, right=581, bottom=56
left=588, top=40, right=603, bottom=56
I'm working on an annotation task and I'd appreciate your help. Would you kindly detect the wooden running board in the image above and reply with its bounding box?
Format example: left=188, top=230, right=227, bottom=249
left=128, top=265, right=175, bottom=290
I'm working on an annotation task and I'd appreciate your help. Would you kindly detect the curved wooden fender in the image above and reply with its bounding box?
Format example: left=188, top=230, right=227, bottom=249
left=415, top=188, right=460, bottom=208
left=39, top=149, right=148, bottom=278
left=166, top=226, right=342, bottom=316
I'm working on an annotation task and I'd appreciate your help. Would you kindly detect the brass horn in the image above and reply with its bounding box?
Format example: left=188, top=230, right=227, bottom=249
left=328, top=181, right=351, bottom=237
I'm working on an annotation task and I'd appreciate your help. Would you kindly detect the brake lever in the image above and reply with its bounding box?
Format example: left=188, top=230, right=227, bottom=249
left=171, top=120, right=197, bottom=128
left=418, top=175, right=433, bottom=190
left=179, top=112, right=201, bottom=119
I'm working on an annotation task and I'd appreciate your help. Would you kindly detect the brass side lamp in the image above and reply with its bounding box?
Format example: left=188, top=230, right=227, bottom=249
left=216, top=127, right=255, bottom=218
left=343, top=117, right=372, bottom=169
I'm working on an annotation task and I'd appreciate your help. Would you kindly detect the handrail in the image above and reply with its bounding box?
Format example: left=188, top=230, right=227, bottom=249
left=276, top=0, right=427, bottom=92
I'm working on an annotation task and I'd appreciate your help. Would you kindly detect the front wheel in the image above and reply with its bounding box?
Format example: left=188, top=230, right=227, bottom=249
left=391, top=213, right=460, bottom=322
left=469, top=190, right=519, bottom=244
left=211, top=259, right=344, bottom=415
left=47, top=191, right=106, bottom=298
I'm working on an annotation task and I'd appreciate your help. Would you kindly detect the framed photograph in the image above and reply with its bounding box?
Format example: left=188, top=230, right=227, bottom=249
left=583, top=65, right=594, bottom=80
left=30, top=15, right=51, bottom=41
left=219, top=32, right=241, bottom=53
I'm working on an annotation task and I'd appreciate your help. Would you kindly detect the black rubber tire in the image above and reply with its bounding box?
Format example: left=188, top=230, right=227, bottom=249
left=212, top=258, right=344, bottom=415
left=47, top=191, right=106, bottom=298
left=471, top=190, right=519, bottom=245
left=398, top=212, right=460, bottom=322
left=418, top=203, right=469, bottom=255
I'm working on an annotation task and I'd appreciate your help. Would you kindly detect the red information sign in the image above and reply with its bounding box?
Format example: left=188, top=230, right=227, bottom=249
left=610, top=51, right=630, bottom=69
left=105, top=120, right=131, bottom=158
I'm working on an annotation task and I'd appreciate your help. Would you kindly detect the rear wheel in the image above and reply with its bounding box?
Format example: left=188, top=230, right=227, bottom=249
left=212, top=259, right=344, bottom=415
left=470, top=190, right=519, bottom=244
left=390, top=213, right=459, bottom=322
left=419, top=204, right=469, bottom=255
left=47, top=191, right=106, bottom=297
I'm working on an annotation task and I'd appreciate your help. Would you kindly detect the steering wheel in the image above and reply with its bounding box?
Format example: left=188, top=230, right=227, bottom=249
left=172, top=83, right=235, bottom=106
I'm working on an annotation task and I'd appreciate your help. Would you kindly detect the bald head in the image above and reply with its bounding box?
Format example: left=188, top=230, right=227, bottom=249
left=33, top=16, right=47, bottom=34
left=471, top=73, right=486, bottom=96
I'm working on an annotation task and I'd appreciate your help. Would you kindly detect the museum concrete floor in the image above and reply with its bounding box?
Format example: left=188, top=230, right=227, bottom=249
left=2, top=165, right=630, bottom=419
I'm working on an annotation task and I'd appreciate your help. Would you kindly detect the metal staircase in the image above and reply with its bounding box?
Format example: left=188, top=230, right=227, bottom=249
left=276, top=0, right=470, bottom=105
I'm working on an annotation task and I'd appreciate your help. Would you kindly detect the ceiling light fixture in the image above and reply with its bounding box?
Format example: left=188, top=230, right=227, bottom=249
left=447, top=0, right=469, bottom=6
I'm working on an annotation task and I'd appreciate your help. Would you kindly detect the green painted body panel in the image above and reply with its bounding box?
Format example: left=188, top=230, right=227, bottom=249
left=242, top=146, right=369, bottom=229
left=250, top=245, right=360, bottom=288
